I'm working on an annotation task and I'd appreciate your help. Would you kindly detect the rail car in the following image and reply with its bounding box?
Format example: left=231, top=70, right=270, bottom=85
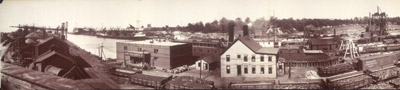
left=228, top=79, right=323, bottom=89
left=129, top=74, right=173, bottom=89
left=359, top=44, right=400, bottom=53
left=164, top=76, right=215, bottom=89
left=127, top=74, right=215, bottom=89
left=366, top=66, right=400, bottom=82
left=275, top=79, right=324, bottom=89
left=228, top=80, right=275, bottom=89
left=325, top=71, right=373, bottom=89
left=317, top=62, right=354, bottom=77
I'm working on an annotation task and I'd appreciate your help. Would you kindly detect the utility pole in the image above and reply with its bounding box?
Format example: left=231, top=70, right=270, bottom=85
left=199, top=55, right=203, bottom=79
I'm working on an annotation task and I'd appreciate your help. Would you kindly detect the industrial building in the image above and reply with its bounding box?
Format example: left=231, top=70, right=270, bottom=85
left=116, top=40, right=194, bottom=70
left=278, top=46, right=340, bottom=68
left=309, top=37, right=341, bottom=55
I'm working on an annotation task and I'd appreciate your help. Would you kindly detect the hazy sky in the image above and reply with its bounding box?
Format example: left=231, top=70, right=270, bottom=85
left=1, top=0, right=399, bottom=32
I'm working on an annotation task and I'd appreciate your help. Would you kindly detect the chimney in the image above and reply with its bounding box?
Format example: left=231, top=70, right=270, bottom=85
left=65, top=22, right=68, bottom=38
left=334, top=29, right=336, bottom=37
left=243, top=25, right=249, bottom=37
left=61, top=23, right=65, bottom=39
left=228, top=22, right=235, bottom=42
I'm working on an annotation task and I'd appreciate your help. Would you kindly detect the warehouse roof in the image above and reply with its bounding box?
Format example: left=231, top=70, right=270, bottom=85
left=124, top=40, right=187, bottom=46
left=310, top=38, right=337, bottom=45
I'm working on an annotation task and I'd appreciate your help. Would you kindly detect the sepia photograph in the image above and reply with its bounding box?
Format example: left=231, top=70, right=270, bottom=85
left=1, top=0, right=400, bottom=89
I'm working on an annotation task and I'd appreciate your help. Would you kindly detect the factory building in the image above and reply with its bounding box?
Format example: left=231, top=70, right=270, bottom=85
left=116, top=40, right=194, bottom=70
left=278, top=46, right=340, bottom=68
left=309, top=37, right=341, bottom=56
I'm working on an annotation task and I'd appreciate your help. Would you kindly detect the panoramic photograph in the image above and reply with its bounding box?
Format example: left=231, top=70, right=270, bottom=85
left=1, top=0, right=400, bottom=89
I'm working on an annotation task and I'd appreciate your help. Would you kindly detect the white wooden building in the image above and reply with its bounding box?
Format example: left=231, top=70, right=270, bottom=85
left=220, top=37, right=279, bottom=78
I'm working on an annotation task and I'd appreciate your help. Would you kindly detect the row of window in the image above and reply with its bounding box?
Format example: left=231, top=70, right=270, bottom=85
left=193, top=48, right=219, bottom=53
left=225, top=55, right=273, bottom=62
left=226, top=65, right=273, bottom=74
left=123, top=46, right=159, bottom=54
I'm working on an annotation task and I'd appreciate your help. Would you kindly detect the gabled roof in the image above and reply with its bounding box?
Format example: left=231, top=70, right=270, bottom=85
left=200, top=56, right=217, bottom=63
left=238, top=37, right=262, bottom=52
left=256, top=47, right=279, bottom=54
left=36, top=36, right=65, bottom=46
left=35, top=50, right=75, bottom=63
left=221, top=37, right=279, bottom=55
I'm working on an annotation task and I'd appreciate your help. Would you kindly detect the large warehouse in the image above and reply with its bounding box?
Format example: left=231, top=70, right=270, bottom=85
left=116, top=40, right=194, bottom=70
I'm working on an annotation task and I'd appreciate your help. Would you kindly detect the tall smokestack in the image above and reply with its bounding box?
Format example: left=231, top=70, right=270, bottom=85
left=61, top=23, right=65, bottom=39
left=65, top=22, right=68, bottom=38
left=243, top=25, right=249, bottom=37
left=61, top=23, right=65, bottom=35
left=228, top=22, right=235, bottom=42
left=334, top=29, right=336, bottom=37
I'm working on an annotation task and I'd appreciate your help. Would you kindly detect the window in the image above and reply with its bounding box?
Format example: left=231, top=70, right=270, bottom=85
left=226, top=65, right=230, bottom=74
left=138, top=48, right=142, bottom=51
left=268, top=56, right=272, bottom=62
left=198, top=62, right=201, bottom=67
left=251, top=56, right=255, bottom=62
left=237, top=55, right=241, bottom=58
left=207, top=50, right=210, bottom=52
left=260, top=56, right=264, bottom=62
left=268, top=65, right=273, bottom=74
left=226, top=55, right=230, bottom=62
left=204, top=64, right=208, bottom=70
left=244, top=55, right=248, bottom=62
left=279, top=65, right=283, bottom=70
left=252, top=65, right=256, bottom=74
left=154, top=57, right=158, bottom=60
left=124, top=46, right=128, bottom=50
left=261, top=66, right=265, bottom=74
left=154, top=49, right=159, bottom=53
left=244, top=65, right=248, bottom=74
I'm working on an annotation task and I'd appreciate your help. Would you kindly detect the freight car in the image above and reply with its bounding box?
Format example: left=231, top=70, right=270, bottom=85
left=361, top=82, right=397, bottom=89
left=128, top=74, right=215, bottom=89
left=275, top=79, right=324, bottom=89
left=325, top=71, right=373, bottom=89
left=228, top=79, right=323, bottom=89
left=228, top=80, right=275, bottom=89
left=317, top=62, right=354, bottom=77
left=359, top=44, right=400, bottom=53
left=129, top=74, right=173, bottom=89
left=164, top=76, right=215, bottom=89
left=357, top=53, right=397, bottom=71
left=366, top=66, right=400, bottom=82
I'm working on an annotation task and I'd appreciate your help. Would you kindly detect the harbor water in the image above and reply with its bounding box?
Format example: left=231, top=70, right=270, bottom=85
left=67, top=34, right=129, bottom=59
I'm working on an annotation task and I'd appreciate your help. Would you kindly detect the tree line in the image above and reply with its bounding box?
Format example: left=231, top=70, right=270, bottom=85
left=147, top=16, right=400, bottom=34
